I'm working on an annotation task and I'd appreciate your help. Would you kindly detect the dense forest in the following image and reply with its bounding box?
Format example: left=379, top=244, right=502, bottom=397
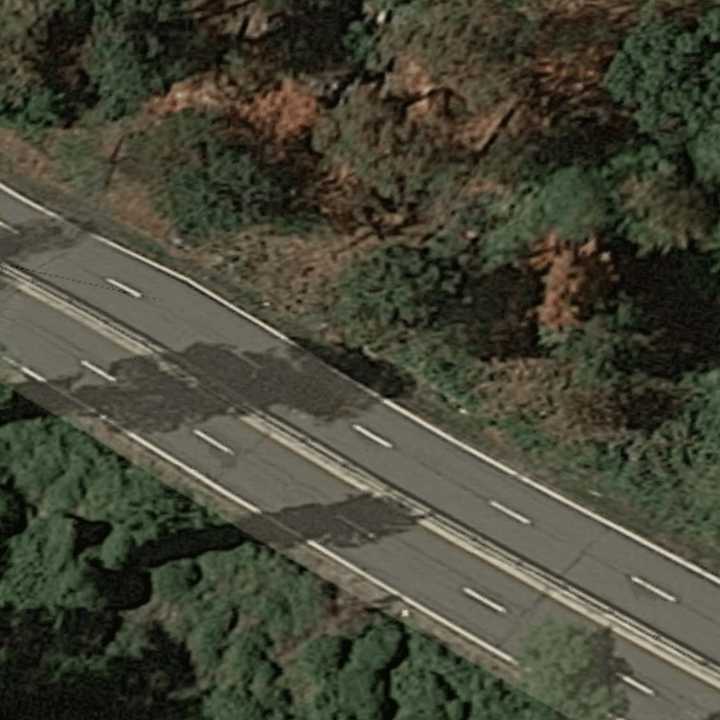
left=0, top=385, right=632, bottom=720
left=2, top=0, right=720, bottom=582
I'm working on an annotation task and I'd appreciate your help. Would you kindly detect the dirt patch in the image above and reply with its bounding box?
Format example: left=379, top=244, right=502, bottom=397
left=0, top=130, right=57, bottom=182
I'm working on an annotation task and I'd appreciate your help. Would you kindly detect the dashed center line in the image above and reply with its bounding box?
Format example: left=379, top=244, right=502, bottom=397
left=619, top=674, right=656, bottom=696
left=192, top=428, right=235, bottom=455
left=105, top=277, right=143, bottom=298
left=630, top=575, right=678, bottom=603
left=0, top=219, right=19, bottom=234
left=20, top=365, right=47, bottom=383
left=462, top=586, right=508, bottom=614
left=351, top=423, right=394, bottom=448
left=489, top=500, right=532, bottom=526
left=80, top=359, right=117, bottom=383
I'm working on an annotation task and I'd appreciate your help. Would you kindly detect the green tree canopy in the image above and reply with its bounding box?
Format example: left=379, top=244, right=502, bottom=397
left=83, top=0, right=210, bottom=121
left=602, top=142, right=719, bottom=257
left=519, top=620, right=630, bottom=720
left=334, top=241, right=470, bottom=348
left=479, top=166, right=611, bottom=272
left=127, top=109, right=290, bottom=239
left=604, top=5, right=720, bottom=167
left=0, top=514, right=106, bottom=611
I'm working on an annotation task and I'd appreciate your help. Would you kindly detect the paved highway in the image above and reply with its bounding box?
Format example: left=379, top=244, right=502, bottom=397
left=1, top=184, right=720, bottom=719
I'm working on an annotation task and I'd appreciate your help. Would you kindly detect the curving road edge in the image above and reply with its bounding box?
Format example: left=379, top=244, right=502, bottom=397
left=1, top=178, right=719, bottom=594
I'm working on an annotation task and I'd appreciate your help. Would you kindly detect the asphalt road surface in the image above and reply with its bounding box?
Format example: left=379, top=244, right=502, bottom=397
left=1, top=187, right=720, bottom=720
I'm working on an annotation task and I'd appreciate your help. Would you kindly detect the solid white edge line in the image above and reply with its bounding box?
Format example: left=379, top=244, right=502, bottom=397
left=192, top=428, right=235, bottom=455
left=3, top=182, right=719, bottom=591
left=489, top=500, right=532, bottom=526
left=630, top=575, right=678, bottom=603
left=92, top=232, right=291, bottom=341
left=105, top=277, right=143, bottom=298
left=351, top=423, right=394, bottom=448
left=20, top=365, right=47, bottom=383
left=80, top=359, right=117, bottom=383
left=619, top=674, right=656, bottom=696
left=119, top=431, right=517, bottom=668
left=462, top=586, right=508, bottom=614
left=0, top=183, right=59, bottom=218
left=0, top=218, right=19, bottom=234
left=307, top=539, right=517, bottom=666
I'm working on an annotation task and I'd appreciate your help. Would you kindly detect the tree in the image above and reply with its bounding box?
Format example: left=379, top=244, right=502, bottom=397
left=152, top=558, right=202, bottom=602
left=0, top=1, right=67, bottom=129
left=519, top=620, right=630, bottom=720
left=126, top=109, right=289, bottom=239
left=296, top=635, right=349, bottom=682
left=0, top=514, right=106, bottom=611
left=600, top=141, right=719, bottom=257
left=479, top=166, right=611, bottom=272
left=364, top=0, right=536, bottom=112
left=311, top=81, right=470, bottom=222
left=83, top=0, right=212, bottom=122
left=604, top=5, right=720, bottom=172
left=333, top=241, right=470, bottom=349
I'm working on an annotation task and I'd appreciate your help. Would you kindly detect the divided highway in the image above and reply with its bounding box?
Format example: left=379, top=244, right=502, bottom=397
left=1, top=183, right=720, bottom=720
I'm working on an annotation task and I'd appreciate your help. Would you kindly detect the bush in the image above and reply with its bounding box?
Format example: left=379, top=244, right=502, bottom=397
left=604, top=6, right=720, bottom=169
left=601, top=142, right=719, bottom=256
left=152, top=559, right=201, bottom=603
left=128, top=110, right=290, bottom=240
left=333, top=241, right=470, bottom=348
left=479, top=166, right=611, bottom=272
left=84, top=1, right=212, bottom=122
left=51, top=133, right=113, bottom=196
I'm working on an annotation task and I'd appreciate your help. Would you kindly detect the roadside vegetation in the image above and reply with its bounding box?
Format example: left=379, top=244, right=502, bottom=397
left=0, top=385, right=635, bottom=720
left=2, top=0, right=720, bottom=580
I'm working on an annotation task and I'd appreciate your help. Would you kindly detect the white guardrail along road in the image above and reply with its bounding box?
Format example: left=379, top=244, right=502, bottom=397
left=3, top=259, right=720, bottom=695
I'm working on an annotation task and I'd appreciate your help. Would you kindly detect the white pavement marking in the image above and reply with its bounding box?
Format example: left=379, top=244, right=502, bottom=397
left=116, top=430, right=517, bottom=668
left=0, top=355, right=45, bottom=381
left=306, top=539, right=518, bottom=667
left=91, top=232, right=292, bottom=342
left=3, top=182, right=720, bottom=592
left=619, top=674, right=656, bottom=696
left=80, top=359, right=117, bottom=383
left=462, top=586, right=508, bottom=614
left=630, top=575, right=678, bottom=603
left=20, top=365, right=47, bottom=383
left=0, top=218, right=19, bottom=234
left=105, top=277, right=143, bottom=298
left=351, top=423, right=394, bottom=448
left=0, top=182, right=60, bottom=218
left=489, top=500, right=532, bottom=526
left=192, top=428, right=235, bottom=456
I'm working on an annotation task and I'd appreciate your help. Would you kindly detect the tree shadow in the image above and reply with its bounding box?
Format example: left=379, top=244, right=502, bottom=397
left=618, top=248, right=720, bottom=381
left=461, top=264, right=543, bottom=361
left=0, top=613, right=200, bottom=720
left=0, top=332, right=391, bottom=434
left=131, top=493, right=421, bottom=569
left=0, top=389, right=49, bottom=426
left=288, top=338, right=417, bottom=400
left=0, top=219, right=85, bottom=265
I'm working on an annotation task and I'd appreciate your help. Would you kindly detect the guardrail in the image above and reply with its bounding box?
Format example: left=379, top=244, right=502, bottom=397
left=4, top=259, right=720, bottom=691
